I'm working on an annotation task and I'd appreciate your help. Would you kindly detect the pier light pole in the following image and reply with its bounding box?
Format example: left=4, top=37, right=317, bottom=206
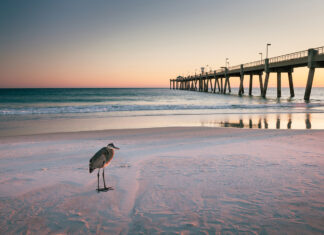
left=259, top=52, right=263, bottom=62
left=266, top=43, right=271, bottom=59
left=225, top=58, right=229, bottom=68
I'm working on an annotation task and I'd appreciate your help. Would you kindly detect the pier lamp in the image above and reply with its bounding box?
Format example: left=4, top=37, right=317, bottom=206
left=266, top=43, right=271, bottom=59
left=225, top=58, right=229, bottom=68
left=259, top=52, right=263, bottom=62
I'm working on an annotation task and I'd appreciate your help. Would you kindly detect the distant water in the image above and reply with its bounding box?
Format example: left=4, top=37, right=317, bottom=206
left=1, top=88, right=324, bottom=136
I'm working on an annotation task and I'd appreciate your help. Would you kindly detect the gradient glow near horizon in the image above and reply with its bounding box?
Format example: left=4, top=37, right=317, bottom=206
left=0, top=0, right=323, bottom=88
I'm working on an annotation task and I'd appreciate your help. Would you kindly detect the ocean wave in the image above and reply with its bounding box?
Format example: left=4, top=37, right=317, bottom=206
left=1, top=103, right=324, bottom=115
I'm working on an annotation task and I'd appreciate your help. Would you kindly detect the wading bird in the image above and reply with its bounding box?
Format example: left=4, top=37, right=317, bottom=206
left=89, top=143, right=120, bottom=191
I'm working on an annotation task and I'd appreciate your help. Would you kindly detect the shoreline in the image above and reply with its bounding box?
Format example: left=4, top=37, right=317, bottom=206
left=1, top=87, right=324, bottom=137
left=0, top=125, right=322, bottom=141
left=1, top=111, right=324, bottom=138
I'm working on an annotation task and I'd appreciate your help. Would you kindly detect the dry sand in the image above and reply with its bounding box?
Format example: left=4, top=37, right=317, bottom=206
left=0, top=127, right=323, bottom=234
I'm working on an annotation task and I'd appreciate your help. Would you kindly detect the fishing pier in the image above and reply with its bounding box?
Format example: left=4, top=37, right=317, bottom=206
left=169, top=46, right=324, bottom=100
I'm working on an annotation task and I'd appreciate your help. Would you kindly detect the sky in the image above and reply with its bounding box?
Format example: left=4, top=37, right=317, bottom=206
left=0, top=0, right=323, bottom=88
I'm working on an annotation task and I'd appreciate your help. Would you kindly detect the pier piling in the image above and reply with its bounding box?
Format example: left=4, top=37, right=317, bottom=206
left=239, top=65, right=244, bottom=96
left=259, top=74, right=263, bottom=95
left=249, top=74, right=253, bottom=96
left=288, top=71, right=294, bottom=97
left=263, top=72, right=270, bottom=98
left=304, top=49, right=318, bottom=100
left=304, top=68, right=315, bottom=101
left=277, top=72, right=281, bottom=98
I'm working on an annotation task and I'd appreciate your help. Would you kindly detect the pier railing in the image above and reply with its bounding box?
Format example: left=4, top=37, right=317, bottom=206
left=268, top=49, right=308, bottom=64
left=226, top=46, right=324, bottom=72
left=315, top=46, right=324, bottom=55
left=178, top=46, right=324, bottom=79
left=228, top=65, right=241, bottom=70
left=242, top=60, right=264, bottom=69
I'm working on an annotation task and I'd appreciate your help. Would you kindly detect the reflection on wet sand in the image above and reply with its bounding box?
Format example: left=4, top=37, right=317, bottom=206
left=202, top=113, right=313, bottom=130
left=276, top=115, right=280, bottom=129
left=305, top=113, right=311, bottom=129
left=264, top=118, right=268, bottom=129
left=258, top=119, right=261, bottom=129
left=287, top=114, right=292, bottom=129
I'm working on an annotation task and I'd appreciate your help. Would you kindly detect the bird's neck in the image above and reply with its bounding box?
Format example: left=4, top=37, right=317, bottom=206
left=107, top=148, right=115, bottom=159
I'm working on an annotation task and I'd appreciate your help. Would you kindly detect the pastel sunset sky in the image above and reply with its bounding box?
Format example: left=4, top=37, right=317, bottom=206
left=0, top=0, right=323, bottom=88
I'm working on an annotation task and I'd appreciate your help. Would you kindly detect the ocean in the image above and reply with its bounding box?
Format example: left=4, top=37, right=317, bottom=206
left=1, top=88, right=324, bottom=136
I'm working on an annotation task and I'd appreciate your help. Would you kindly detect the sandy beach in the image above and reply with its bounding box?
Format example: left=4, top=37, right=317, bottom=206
left=1, top=0, right=324, bottom=234
left=0, top=127, right=323, bottom=234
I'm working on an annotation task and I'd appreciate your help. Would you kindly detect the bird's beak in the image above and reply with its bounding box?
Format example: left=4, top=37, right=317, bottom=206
left=114, top=146, right=120, bottom=150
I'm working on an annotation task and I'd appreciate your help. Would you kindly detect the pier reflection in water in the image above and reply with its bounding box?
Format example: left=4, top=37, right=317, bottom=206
left=201, top=113, right=315, bottom=130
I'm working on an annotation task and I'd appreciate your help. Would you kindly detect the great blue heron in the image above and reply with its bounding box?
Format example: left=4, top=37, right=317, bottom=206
left=89, top=143, right=120, bottom=191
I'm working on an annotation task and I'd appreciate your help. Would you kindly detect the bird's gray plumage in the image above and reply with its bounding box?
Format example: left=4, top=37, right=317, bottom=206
left=89, top=147, right=114, bottom=173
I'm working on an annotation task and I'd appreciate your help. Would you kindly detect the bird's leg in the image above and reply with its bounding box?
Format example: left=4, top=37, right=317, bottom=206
left=97, top=168, right=100, bottom=191
left=102, top=168, right=107, bottom=189
left=102, top=168, right=113, bottom=191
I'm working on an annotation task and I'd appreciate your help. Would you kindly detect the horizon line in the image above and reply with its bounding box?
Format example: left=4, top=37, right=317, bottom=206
left=1, top=86, right=324, bottom=89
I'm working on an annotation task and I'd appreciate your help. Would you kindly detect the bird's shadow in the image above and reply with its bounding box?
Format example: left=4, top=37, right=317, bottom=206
left=96, top=187, right=114, bottom=193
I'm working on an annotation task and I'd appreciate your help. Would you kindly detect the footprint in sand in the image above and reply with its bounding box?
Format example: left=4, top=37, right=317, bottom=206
left=119, top=163, right=131, bottom=168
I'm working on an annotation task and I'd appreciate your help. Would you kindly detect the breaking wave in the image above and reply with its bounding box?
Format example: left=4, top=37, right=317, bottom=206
left=1, top=103, right=323, bottom=115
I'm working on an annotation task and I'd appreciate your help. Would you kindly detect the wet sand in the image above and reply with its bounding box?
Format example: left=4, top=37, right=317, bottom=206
left=0, top=127, right=323, bottom=234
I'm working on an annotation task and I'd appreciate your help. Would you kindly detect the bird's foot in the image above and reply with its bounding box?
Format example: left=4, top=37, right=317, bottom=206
left=96, top=187, right=114, bottom=192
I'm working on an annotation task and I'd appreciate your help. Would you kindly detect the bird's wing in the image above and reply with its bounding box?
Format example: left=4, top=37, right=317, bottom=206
left=89, top=147, right=108, bottom=169
left=105, top=148, right=114, bottom=164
